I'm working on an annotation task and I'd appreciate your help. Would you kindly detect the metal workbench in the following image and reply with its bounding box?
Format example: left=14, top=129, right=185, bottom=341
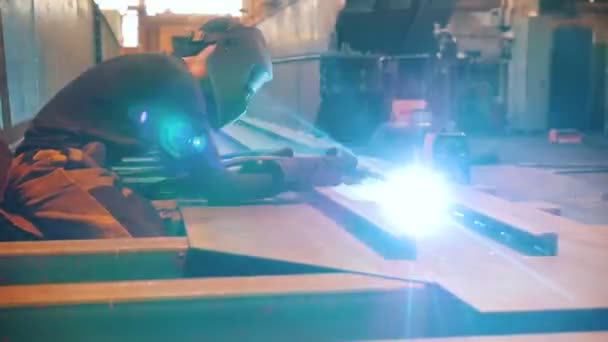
left=1, top=119, right=608, bottom=341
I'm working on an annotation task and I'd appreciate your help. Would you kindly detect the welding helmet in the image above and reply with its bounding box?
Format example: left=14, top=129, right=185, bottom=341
left=174, top=18, right=273, bottom=129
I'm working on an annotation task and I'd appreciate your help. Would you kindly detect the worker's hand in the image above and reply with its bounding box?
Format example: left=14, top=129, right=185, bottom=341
left=265, top=150, right=358, bottom=191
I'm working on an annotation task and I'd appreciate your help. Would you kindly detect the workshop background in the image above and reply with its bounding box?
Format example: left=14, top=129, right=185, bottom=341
left=2, top=2, right=608, bottom=340
left=1, top=0, right=607, bottom=145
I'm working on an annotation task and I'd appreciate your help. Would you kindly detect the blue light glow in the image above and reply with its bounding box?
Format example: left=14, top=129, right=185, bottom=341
left=190, top=136, right=206, bottom=152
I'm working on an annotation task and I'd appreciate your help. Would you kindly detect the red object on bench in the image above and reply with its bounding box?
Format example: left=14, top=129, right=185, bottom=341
left=549, top=129, right=582, bottom=144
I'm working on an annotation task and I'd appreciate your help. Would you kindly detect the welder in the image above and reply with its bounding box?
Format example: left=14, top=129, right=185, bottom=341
left=1, top=18, right=351, bottom=241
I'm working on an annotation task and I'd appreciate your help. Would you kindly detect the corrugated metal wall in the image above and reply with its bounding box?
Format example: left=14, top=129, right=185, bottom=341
left=34, top=0, right=95, bottom=106
left=246, top=0, right=345, bottom=129
left=0, top=0, right=120, bottom=142
left=99, top=10, right=121, bottom=60
left=1, top=0, right=42, bottom=128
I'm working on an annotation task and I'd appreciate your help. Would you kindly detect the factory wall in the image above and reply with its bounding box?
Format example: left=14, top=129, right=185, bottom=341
left=244, top=0, right=509, bottom=134
left=246, top=0, right=345, bottom=131
left=0, top=0, right=120, bottom=143
left=249, top=0, right=608, bottom=134
left=605, top=47, right=608, bottom=135
left=98, top=7, right=121, bottom=61
left=507, top=10, right=608, bottom=132
left=101, top=9, right=123, bottom=44
left=507, top=16, right=553, bottom=132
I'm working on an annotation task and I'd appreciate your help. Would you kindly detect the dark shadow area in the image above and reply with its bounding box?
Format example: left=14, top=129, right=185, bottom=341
left=549, top=26, right=594, bottom=130
left=184, top=248, right=338, bottom=278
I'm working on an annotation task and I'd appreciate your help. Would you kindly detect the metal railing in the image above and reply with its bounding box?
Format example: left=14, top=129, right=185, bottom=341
left=272, top=53, right=431, bottom=65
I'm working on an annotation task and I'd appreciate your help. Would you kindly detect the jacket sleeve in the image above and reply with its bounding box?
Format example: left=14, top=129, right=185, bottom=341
left=157, top=61, right=286, bottom=202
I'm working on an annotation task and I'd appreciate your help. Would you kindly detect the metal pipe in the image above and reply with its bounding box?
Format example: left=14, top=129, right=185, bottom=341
left=272, top=53, right=431, bottom=65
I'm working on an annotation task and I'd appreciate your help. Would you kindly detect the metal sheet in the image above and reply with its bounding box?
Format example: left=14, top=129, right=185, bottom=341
left=181, top=203, right=407, bottom=275
left=0, top=274, right=433, bottom=341
left=221, top=117, right=608, bottom=314
left=0, top=238, right=188, bottom=285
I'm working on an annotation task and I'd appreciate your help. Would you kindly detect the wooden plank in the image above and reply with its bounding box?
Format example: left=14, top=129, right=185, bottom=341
left=0, top=274, right=422, bottom=308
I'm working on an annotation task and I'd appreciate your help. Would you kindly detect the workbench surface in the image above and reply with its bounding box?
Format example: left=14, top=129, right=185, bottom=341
left=1, top=120, right=607, bottom=341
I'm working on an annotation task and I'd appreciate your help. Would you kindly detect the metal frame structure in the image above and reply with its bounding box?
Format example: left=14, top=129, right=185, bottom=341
left=1, top=119, right=608, bottom=341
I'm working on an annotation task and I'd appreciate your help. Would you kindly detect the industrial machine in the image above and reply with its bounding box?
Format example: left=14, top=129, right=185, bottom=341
left=312, top=0, right=472, bottom=181
left=316, top=0, right=457, bottom=147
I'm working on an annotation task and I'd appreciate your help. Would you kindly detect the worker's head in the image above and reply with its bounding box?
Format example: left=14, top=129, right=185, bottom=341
left=175, top=17, right=273, bottom=129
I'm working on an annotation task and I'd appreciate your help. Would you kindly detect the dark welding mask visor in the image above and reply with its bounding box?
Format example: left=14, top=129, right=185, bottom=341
left=205, top=26, right=273, bottom=129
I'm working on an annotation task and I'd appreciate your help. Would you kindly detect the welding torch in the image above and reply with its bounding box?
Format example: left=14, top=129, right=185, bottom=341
left=222, top=147, right=363, bottom=190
